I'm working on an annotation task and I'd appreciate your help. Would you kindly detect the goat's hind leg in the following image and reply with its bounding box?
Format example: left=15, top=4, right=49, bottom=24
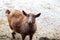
left=21, top=34, right=26, bottom=40
left=12, top=31, right=16, bottom=39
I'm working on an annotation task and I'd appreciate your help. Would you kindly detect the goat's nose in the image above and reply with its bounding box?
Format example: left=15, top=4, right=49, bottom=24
left=28, top=21, right=32, bottom=24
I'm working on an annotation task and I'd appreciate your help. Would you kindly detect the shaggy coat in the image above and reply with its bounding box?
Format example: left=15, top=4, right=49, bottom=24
left=6, top=9, right=41, bottom=40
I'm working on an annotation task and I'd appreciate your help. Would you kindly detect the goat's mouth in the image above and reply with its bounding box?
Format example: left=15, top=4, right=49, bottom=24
left=28, top=22, right=33, bottom=25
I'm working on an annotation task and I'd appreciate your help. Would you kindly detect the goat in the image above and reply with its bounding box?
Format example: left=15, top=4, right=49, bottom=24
left=6, top=9, right=41, bottom=40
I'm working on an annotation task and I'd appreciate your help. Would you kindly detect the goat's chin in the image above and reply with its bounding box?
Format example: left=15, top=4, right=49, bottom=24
left=28, top=23, right=34, bottom=26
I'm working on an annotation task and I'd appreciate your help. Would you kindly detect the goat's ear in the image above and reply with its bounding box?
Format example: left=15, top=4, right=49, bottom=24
left=35, top=13, right=41, bottom=18
left=5, top=9, right=10, bottom=14
left=22, top=10, right=27, bottom=16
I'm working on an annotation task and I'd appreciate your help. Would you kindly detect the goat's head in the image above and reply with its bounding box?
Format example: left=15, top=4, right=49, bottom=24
left=22, top=10, right=41, bottom=25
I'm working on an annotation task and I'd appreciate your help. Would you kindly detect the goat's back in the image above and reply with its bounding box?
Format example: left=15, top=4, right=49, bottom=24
left=7, top=9, right=26, bottom=30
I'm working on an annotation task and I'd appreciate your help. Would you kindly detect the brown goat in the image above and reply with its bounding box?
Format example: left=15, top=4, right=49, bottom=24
left=6, top=9, right=41, bottom=40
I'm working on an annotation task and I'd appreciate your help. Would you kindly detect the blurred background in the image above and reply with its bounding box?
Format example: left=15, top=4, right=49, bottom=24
left=0, top=0, right=60, bottom=40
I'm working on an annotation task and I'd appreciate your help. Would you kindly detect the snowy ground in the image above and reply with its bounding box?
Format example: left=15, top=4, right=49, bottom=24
left=0, top=0, right=60, bottom=40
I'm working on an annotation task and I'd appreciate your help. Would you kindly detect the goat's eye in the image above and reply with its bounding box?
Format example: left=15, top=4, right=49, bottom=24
left=27, top=14, right=29, bottom=17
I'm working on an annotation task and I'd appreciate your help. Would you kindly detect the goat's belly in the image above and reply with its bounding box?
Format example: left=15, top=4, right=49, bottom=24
left=14, top=28, right=21, bottom=33
left=13, top=27, right=28, bottom=34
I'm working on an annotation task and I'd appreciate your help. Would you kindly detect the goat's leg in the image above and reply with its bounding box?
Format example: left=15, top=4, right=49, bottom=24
left=29, top=34, right=33, bottom=40
left=12, top=32, right=16, bottom=39
left=21, top=34, right=26, bottom=40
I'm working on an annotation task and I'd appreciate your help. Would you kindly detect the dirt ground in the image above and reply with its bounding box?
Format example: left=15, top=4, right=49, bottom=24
left=0, top=0, right=60, bottom=40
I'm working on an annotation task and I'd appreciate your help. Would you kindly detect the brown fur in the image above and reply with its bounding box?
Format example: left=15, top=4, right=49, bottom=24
left=6, top=9, right=40, bottom=40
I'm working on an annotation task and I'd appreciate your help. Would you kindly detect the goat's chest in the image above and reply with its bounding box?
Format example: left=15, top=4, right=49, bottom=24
left=28, top=27, right=36, bottom=34
left=22, top=26, right=36, bottom=35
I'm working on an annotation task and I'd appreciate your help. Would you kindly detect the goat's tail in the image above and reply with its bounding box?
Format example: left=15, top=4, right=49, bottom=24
left=5, top=9, right=10, bottom=14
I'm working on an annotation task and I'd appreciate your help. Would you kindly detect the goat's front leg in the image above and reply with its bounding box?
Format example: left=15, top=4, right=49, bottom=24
left=29, top=34, right=33, bottom=40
